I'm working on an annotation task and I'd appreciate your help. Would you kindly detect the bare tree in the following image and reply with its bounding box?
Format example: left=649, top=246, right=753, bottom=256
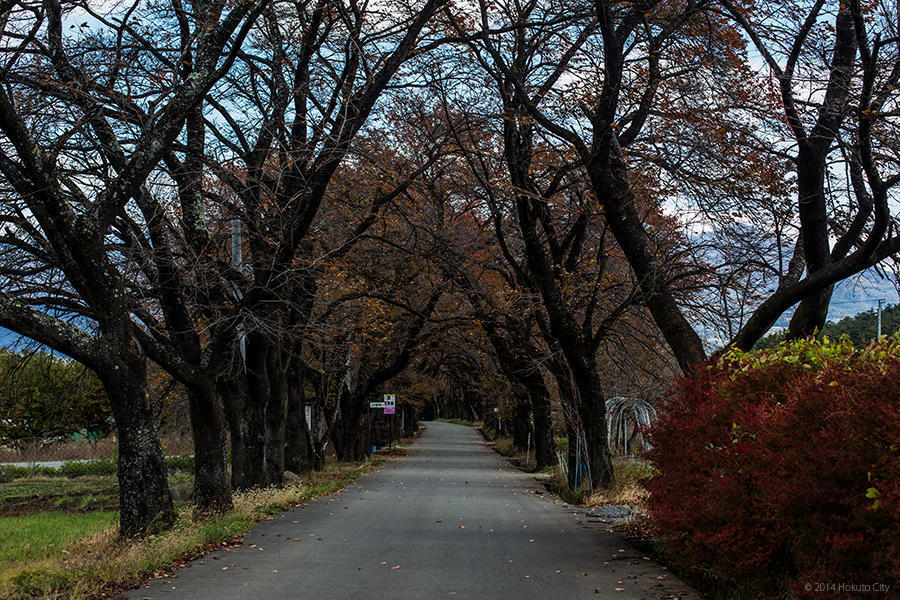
left=0, top=0, right=265, bottom=535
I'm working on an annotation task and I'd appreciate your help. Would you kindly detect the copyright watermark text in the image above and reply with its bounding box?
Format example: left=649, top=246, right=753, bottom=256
left=804, top=582, right=891, bottom=594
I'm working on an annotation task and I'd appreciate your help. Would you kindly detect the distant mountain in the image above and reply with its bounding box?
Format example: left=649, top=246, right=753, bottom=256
left=771, top=275, right=897, bottom=328
left=757, top=303, right=900, bottom=349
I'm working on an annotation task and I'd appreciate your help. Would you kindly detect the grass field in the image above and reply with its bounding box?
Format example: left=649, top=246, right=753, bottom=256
left=0, top=461, right=383, bottom=600
left=0, top=477, right=119, bottom=517
left=0, top=512, right=118, bottom=566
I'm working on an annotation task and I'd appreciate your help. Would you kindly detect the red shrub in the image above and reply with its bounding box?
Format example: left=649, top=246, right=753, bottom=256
left=647, top=338, right=900, bottom=599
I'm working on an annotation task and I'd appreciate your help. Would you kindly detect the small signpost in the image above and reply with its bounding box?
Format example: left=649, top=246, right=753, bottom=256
left=384, top=394, right=396, bottom=448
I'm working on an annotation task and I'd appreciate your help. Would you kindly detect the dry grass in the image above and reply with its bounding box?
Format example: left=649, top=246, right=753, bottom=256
left=545, top=457, right=654, bottom=507
left=0, top=459, right=382, bottom=600
left=493, top=437, right=517, bottom=457
left=583, top=458, right=653, bottom=507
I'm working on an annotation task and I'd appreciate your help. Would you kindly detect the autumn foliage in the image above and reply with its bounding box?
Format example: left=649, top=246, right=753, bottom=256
left=647, top=337, right=900, bottom=599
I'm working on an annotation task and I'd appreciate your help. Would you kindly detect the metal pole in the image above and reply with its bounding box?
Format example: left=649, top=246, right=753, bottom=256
left=877, top=298, right=884, bottom=339
left=232, top=218, right=246, bottom=368
left=31, top=438, right=37, bottom=471
left=526, top=432, right=531, bottom=464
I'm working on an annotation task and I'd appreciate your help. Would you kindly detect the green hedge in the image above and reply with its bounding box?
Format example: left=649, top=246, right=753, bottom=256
left=0, top=454, right=195, bottom=481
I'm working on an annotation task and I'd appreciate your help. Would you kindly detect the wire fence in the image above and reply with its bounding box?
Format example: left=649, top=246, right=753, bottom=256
left=0, top=433, right=194, bottom=468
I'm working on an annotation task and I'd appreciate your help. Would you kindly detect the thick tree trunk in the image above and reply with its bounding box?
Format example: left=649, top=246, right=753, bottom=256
left=788, top=284, right=834, bottom=339
left=511, top=395, right=530, bottom=450
left=788, top=154, right=833, bottom=338
left=284, top=382, right=313, bottom=474
left=187, top=382, right=232, bottom=513
left=530, top=388, right=553, bottom=470
left=574, top=368, right=613, bottom=489
left=241, top=334, right=273, bottom=488
left=545, top=352, right=611, bottom=488
left=242, top=397, right=269, bottom=488
left=219, top=379, right=247, bottom=490
left=401, top=404, right=418, bottom=436
left=332, top=391, right=370, bottom=462
left=264, top=348, right=288, bottom=485
left=100, top=358, right=175, bottom=537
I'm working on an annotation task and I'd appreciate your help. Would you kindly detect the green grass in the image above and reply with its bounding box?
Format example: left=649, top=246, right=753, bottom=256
left=0, top=477, right=119, bottom=516
left=0, top=458, right=384, bottom=600
left=0, top=512, right=117, bottom=565
left=0, top=473, right=193, bottom=517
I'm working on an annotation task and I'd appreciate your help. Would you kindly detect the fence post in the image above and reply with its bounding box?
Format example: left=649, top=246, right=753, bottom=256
left=31, top=438, right=37, bottom=472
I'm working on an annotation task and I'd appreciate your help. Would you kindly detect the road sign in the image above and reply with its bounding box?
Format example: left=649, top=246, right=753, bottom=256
left=370, top=401, right=385, bottom=408
left=383, top=394, right=396, bottom=415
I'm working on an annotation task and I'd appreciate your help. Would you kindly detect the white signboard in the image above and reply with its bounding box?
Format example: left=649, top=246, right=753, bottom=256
left=370, top=401, right=385, bottom=408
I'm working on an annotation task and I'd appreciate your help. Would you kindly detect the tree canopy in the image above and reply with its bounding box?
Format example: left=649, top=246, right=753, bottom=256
left=0, top=0, right=898, bottom=535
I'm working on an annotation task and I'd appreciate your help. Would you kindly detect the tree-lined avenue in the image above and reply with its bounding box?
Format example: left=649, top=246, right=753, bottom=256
left=126, top=422, right=699, bottom=600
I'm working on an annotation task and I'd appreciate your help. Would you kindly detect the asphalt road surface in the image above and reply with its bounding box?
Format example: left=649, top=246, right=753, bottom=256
left=127, top=421, right=700, bottom=600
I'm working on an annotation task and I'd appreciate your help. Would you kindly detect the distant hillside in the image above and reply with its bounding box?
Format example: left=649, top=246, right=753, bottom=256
left=756, top=303, right=900, bottom=349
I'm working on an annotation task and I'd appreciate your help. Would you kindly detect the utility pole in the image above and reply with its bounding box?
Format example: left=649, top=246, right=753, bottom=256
left=232, top=218, right=246, bottom=367
left=877, top=298, right=884, bottom=339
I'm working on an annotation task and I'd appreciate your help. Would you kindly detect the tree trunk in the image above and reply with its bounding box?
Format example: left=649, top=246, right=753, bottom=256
left=187, top=382, right=232, bottom=514
left=241, top=333, right=273, bottom=488
left=219, top=379, right=247, bottom=490
left=100, top=358, right=175, bottom=537
left=332, top=390, right=370, bottom=462
left=787, top=284, right=834, bottom=339
left=264, top=347, right=288, bottom=485
left=787, top=156, right=834, bottom=339
left=221, top=375, right=267, bottom=490
left=587, top=162, right=707, bottom=372
left=574, top=367, right=613, bottom=489
left=530, top=388, right=553, bottom=470
left=284, top=374, right=313, bottom=475
left=511, top=395, right=530, bottom=450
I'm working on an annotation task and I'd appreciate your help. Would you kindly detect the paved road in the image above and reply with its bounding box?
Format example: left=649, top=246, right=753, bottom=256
left=127, top=422, right=700, bottom=600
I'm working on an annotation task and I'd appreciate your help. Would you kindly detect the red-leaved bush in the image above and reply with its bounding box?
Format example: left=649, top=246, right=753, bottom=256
left=646, top=336, right=900, bottom=599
